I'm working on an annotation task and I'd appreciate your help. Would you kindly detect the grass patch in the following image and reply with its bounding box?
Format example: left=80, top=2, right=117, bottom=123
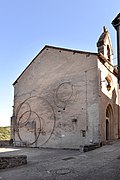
left=0, top=126, right=10, bottom=140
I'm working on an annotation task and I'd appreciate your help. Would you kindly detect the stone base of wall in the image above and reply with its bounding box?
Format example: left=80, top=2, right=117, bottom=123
left=0, top=140, right=10, bottom=147
left=83, top=143, right=100, bottom=152
left=0, top=155, right=27, bottom=169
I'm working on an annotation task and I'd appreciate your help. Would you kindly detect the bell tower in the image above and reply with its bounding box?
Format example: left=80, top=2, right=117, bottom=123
left=97, top=26, right=113, bottom=65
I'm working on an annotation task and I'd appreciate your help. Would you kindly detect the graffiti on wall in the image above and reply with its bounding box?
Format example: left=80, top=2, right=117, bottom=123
left=15, top=96, right=56, bottom=146
left=53, top=82, right=74, bottom=110
left=15, top=81, right=81, bottom=146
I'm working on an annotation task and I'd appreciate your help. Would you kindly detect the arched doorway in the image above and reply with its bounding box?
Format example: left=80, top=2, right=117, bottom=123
left=106, top=104, right=114, bottom=140
left=106, top=117, right=109, bottom=140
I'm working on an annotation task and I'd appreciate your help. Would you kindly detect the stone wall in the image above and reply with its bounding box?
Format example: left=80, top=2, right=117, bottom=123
left=98, top=59, right=119, bottom=142
left=13, top=46, right=99, bottom=149
left=0, top=140, right=10, bottom=147
left=0, top=155, right=27, bottom=169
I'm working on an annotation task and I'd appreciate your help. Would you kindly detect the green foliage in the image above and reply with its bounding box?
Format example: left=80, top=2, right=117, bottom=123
left=0, top=126, right=10, bottom=140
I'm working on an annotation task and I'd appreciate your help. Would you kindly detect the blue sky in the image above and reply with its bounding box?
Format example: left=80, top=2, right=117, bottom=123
left=0, top=0, right=120, bottom=126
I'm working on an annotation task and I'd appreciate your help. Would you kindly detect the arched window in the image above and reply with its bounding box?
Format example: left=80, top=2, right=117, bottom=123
left=107, top=45, right=110, bottom=61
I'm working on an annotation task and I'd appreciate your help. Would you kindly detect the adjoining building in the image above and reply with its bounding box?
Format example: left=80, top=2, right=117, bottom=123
left=11, top=26, right=120, bottom=149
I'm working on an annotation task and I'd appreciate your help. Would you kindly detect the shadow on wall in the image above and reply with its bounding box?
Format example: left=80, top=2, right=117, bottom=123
left=11, top=79, right=120, bottom=148
left=12, top=81, right=78, bottom=147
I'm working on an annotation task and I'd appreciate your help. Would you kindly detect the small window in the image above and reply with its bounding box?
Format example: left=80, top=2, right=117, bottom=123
left=107, top=45, right=110, bottom=61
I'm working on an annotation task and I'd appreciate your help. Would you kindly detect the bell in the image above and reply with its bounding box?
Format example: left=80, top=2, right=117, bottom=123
left=107, top=84, right=111, bottom=91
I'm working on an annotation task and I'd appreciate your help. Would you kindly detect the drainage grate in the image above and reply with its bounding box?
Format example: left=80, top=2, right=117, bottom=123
left=62, top=157, right=75, bottom=161
left=117, top=156, right=120, bottom=159
left=56, top=168, right=71, bottom=175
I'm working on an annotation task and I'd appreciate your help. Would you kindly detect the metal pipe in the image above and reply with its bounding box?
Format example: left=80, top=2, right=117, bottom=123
left=112, top=13, right=120, bottom=85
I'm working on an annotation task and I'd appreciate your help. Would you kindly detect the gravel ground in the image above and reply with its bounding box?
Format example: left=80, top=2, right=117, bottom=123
left=0, top=140, right=120, bottom=180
